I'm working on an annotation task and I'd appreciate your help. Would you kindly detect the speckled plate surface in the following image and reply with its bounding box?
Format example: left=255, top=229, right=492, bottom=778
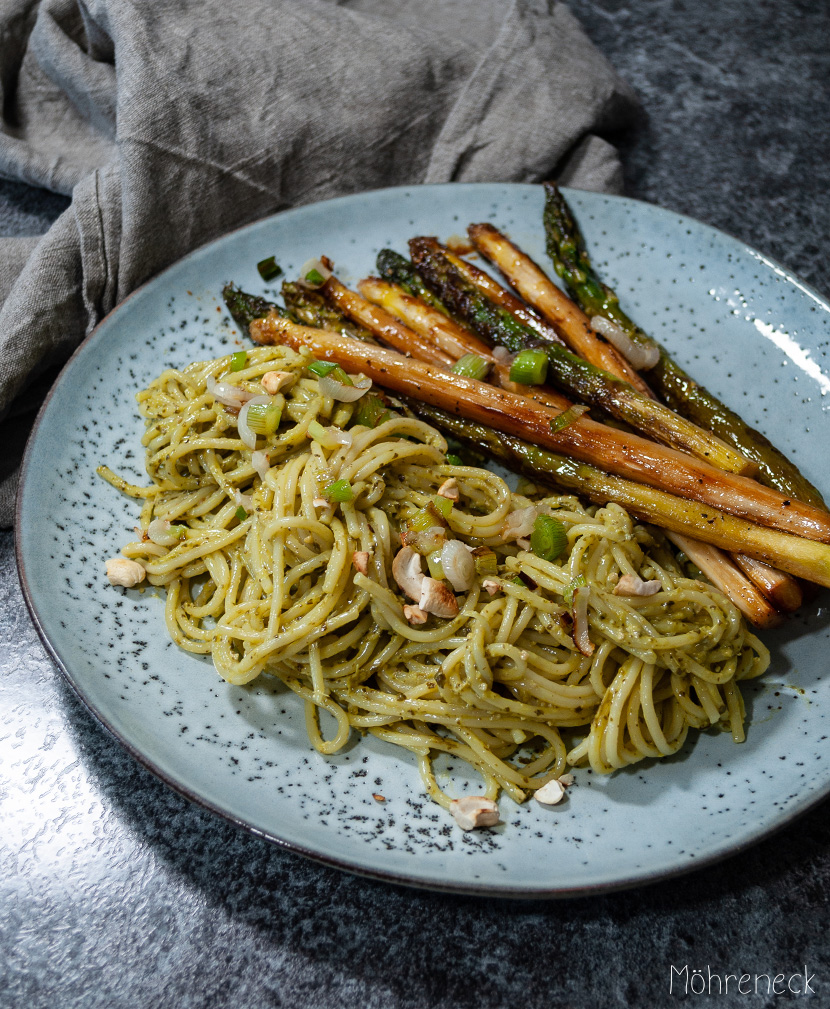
left=16, top=184, right=830, bottom=897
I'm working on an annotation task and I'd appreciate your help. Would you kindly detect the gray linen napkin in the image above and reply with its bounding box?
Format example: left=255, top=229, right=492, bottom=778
left=0, top=0, right=638, bottom=526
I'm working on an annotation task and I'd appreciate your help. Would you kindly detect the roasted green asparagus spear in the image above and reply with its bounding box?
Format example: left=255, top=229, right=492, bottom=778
left=222, top=283, right=284, bottom=335
left=542, top=181, right=826, bottom=507
left=222, top=280, right=372, bottom=343
left=377, top=249, right=450, bottom=313
left=408, top=237, right=753, bottom=476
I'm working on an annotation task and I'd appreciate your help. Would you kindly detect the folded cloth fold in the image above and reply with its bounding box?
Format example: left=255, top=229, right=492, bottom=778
left=0, top=0, right=638, bottom=526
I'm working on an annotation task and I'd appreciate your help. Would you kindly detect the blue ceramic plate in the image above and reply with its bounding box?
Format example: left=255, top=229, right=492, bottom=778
left=17, top=184, right=830, bottom=896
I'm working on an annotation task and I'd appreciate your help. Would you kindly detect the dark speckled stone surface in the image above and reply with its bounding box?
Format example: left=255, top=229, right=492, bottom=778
left=3, top=2, right=830, bottom=1006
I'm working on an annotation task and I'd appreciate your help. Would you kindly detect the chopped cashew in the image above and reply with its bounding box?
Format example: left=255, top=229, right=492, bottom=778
left=613, top=574, right=662, bottom=597
left=419, top=577, right=459, bottom=618
left=352, top=550, right=370, bottom=575
left=403, top=604, right=428, bottom=625
left=260, top=370, right=293, bottom=394
left=482, top=579, right=501, bottom=596
left=436, top=477, right=460, bottom=502
left=450, top=796, right=500, bottom=831
left=534, top=778, right=566, bottom=805
left=392, top=546, right=425, bottom=602
left=558, top=773, right=575, bottom=788
left=105, top=558, right=146, bottom=587
left=313, top=497, right=332, bottom=510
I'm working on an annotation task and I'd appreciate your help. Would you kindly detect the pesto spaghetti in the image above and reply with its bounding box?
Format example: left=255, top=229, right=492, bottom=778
left=101, top=345, right=769, bottom=810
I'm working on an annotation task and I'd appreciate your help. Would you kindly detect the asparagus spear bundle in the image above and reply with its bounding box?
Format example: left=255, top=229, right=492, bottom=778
left=542, top=182, right=826, bottom=507
left=441, top=230, right=804, bottom=616
left=407, top=237, right=753, bottom=476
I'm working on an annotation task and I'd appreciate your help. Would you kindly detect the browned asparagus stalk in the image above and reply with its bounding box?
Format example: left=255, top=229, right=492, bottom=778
left=662, top=534, right=780, bottom=624
left=434, top=253, right=569, bottom=347
left=730, top=555, right=803, bottom=611
left=322, top=276, right=454, bottom=368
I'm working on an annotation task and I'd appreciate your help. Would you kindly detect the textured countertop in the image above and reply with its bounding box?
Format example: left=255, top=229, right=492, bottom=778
left=3, top=2, right=830, bottom=1006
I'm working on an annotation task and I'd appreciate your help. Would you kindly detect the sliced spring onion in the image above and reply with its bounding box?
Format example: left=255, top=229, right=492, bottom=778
left=299, top=258, right=332, bottom=289
left=550, top=404, right=589, bottom=433
left=147, top=518, right=187, bottom=546
left=252, top=450, right=270, bottom=481
left=206, top=375, right=254, bottom=407
left=446, top=453, right=464, bottom=466
left=246, top=399, right=282, bottom=436
left=440, top=539, right=475, bottom=591
left=235, top=506, right=248, bottom=521
left=308, top=360, right=373, bottom=402
left=325, top=479, right=354, bottom=503
left=426, top=550, right=445, bottom=580
left=229, top=350, right=248, bottom=372
left=563, top=574, right=587, bottom=607
left=431, top=494, right=453, bottom=520
left=451, top=354, right=491, bottom=381
left=237, top=395, right=272, bottom=449
left=471, top=546, right=498, bottom=576
left=401, top=523, right=446, bottom=555
left=257, top=256, right=283, bottom=282
left=406, top=507, right=440, bottom=535
left=572, top=585, right=595, bottom=656
left=509, top=348, right=549, bottom=385
left=307, top=360, right=345, bottom=380
left=590, top=314, right=660, bottom=370
left=307, top=420, right=351, bottom=450
left=404, top=498, right=451, bottom=540
left=352, top=393, right=392, bottom=429
left=308, top=419, right=328, bottom=442
left=530, top=515, right=567, bottom=562
left=501, top=505, right=540, bottom=542
left=319, top=372, right=372, bottom=403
